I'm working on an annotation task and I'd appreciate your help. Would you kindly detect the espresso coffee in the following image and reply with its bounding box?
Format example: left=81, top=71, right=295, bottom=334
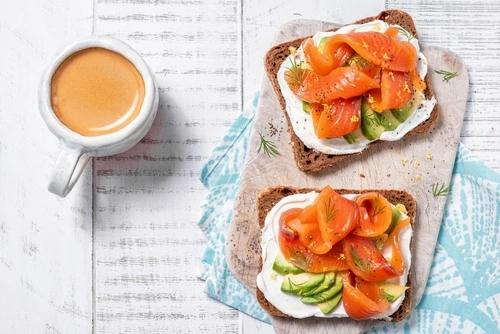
left=50, top=47, right=145, bottom=136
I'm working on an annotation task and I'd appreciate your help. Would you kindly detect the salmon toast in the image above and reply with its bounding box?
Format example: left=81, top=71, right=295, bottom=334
left=264, top=9, right=439, bottom=173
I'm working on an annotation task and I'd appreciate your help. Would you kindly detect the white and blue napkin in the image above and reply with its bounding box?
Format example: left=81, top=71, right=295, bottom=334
left=197, top=94, right=500, bottom=332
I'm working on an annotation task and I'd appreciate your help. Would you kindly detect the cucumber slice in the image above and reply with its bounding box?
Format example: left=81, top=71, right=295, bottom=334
left=378, top=109, right=401, bottom=131
left=281, top=272, right=325, bottom=295
left=300, top=275, right=343, bottom=304
left=391, top=90, right=422, bottom=123
left=381, top=282, right=408, bottom=302
left=272, top=253, right=304, bottom=275
left=373, top=233, right=388, bottom=251
left=343, top=128, right=364, bottom=144
left=302, top=100, right=310, bottom=114
left=361, top=97, right=385, bottom=141
left=317, top=37, right=329, bottom=54
left=317, top=292, right=342, bottom=315
left=385, top=206, right=402, bottom=235
left=302, top=271, right=336, bottom=297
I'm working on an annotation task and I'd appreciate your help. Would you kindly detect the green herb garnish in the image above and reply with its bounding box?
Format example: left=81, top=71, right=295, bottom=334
left=434, top=70, right=458, bottom=83
left=397, top=27, right=414, bottom=42
left=257, top=133, right=280, bottom=157
left=287, top=246, right=312, bottom=271
left=350, top=248, right=363, bottom=270
left=285, top=57, right=306, bottom=86
left=372, top=194, right=387, bottom=216
left=431, top=183, right=452, bottom=197
left=351, top=247, right=371, bottom=274
left=324, top=199, right=339, bottom=224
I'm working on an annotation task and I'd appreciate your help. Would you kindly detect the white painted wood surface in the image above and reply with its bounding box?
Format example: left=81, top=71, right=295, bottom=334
left=92, top=1, right=242, bottom=332
left=1, top=1, right=499, bottom=334
left=0, top=1, right=93, bottom=333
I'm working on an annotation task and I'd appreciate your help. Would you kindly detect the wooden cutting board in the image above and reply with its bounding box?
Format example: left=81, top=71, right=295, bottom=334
left=226, top=19, right=469, bottom=333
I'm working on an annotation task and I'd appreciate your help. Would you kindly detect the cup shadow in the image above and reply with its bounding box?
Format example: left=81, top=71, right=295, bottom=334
left=93, top=93, right=178, bottom=196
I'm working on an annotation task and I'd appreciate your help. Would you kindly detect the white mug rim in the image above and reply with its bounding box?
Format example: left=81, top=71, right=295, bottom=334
left=38, top=36, right=156, bottom=153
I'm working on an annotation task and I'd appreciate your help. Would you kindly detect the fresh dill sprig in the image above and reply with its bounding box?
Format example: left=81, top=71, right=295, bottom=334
left=431, top=183, right=452, bottom=197
left=284, top=57, right=306, bottom=86
left=324, top=199, right=339, bottom=224
left=257, top=133, right=280, bottom=157
left=350, top=248, right=371, bottom=274
left=398, top=27, right=414, bottom=42
left=372, top=194, right=387, bottom=216
left=434, top=70, right=458, bottom=83
left=287, top=246, right=312, bottom=271
left=351, top=248, right=363, bottom=270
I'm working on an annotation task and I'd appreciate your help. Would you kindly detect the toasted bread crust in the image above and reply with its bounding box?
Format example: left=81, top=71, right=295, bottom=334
left=256, top=186, right=416, bottom=322
left=264, top=9, right=440, bottom=173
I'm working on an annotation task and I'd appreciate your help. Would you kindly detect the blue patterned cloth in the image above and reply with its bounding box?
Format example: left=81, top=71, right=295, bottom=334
left=197, top=92, right=271, bottom=323
left=197, top=94, right=500, bottom=332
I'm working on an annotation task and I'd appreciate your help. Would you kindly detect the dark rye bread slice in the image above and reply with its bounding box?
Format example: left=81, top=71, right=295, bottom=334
left=264, top=9, right=440, bottom=173
left=256, top=186, right=416, bottom=322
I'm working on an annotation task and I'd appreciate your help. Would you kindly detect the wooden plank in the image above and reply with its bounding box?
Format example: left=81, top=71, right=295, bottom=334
left=93, top=0, right=241, bottom=332
left=386, top=0, right=500, bottom=172
left=461, top=136, right=500, bottom=171
left=0, top=1, right=93, bottom=333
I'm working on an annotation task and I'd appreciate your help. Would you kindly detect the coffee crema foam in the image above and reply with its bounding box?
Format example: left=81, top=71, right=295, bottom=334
left=50, top=47, right=145, bottom=136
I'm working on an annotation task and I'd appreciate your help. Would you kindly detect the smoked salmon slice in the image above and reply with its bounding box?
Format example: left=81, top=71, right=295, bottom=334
left=352, top=192, right=393, bottom=237
left=285, top=67, right=380, bottom=104
left=286, top=217, right=333, bottom=255
left=409, top=68, right=426, bottom=91
left=317, top=188, right=360, bottom=247
left=384, top=26, right=399, bottom=38
left=302, top=37, right=354, bottom=76
left=341, top=271, right=390, bottom=320
left=383, top=216, right=411, bottom=274
left=342, top=234, right=400, bottom=282
left=309, top=97, right=361, bottom=138
left=365, top=69, right=413, bottom=112
left=278, top=209, right=348, bottom=272
left=347, top=55, right=381, bottom=80
left=323, top=31, right=417, bottom=72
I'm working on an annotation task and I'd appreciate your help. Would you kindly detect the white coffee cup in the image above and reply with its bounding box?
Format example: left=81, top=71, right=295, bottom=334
left=38, top=36, right=159, bottom=197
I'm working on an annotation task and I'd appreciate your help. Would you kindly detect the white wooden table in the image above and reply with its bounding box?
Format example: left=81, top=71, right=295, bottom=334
left=1, top=1, right=498, bottom=333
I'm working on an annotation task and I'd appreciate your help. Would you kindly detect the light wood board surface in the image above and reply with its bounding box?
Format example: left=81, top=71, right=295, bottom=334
left=0, top=1, right=499, bottom=334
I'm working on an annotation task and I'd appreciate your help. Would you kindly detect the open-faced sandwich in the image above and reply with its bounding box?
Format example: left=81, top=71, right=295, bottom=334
left=256, top=186, right=416, bottom=321
left=265, top=10, right=439, bottom=173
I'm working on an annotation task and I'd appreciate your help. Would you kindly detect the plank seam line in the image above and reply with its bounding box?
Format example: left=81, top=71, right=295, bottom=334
left=240, top=0, right=244, bottom=110
left=91, top=156, right=96, bottom=334
left=91, top=2, right=96, bottom=334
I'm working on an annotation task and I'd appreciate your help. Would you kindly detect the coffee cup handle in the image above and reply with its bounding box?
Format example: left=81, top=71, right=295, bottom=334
left=48, top=144, right=91, bottom=197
